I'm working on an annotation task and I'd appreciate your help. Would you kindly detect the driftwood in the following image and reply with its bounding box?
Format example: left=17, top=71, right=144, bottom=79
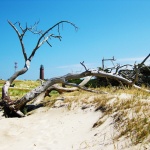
left=118, top=54, right=150, bottom=85
left=98, top=54, right=150, bottom=87
left=2, top=69, right=150, bottom=117
left=38, top=76, right=93, bottom=96
left=45, top=76, right=93, bottom=94
left=2, top=68, right=150, bottom=117
left=1, top=20, right=150, bottom=118
left=1, top=20, right=78, bottom=117
left=32, top=81, right=103, bottom=106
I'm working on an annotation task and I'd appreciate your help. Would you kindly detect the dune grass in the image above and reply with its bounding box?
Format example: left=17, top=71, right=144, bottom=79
left=0, top=79, right=150, bottom=146
left=89, top=87, right=150, bottom=146
left=46, top=86, right=150, bottom=146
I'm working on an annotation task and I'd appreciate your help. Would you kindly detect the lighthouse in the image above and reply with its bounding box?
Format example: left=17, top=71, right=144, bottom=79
left=40, top=65, right=44, bottom=80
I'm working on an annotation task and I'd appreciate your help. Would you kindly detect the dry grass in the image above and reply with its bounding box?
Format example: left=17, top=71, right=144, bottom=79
left=1, top=79, right=150, bottom=146
left=52, top=86, right=150, bottom=146
left=90, top=87, right=150, bottom=146
left=23, top=83, right=150, bottom=148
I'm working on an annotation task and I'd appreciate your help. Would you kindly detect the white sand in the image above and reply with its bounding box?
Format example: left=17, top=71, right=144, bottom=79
left=0, top=107, right=102, bottom=150
left=0, top=104, right=143, bottom=150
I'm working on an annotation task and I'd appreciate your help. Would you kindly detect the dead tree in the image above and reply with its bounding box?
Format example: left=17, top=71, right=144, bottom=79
left=1, top=20, right=77, bottom=117
left=6, top=67, right=150, bottom=116
left=1, top=21, right=150, bottom=118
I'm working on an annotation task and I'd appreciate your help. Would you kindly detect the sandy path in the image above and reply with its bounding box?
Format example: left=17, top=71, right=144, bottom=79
left=0, top=107, right=102, bottom=150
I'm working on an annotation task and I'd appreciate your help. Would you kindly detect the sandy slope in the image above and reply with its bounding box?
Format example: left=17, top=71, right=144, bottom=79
left=0, top=102, right=146, bottom=150
left=0, top=107, right=102, bottom=150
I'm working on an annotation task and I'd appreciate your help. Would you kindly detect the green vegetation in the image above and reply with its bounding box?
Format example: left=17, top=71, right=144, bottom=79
left=0, top=80, right=41, bottom=99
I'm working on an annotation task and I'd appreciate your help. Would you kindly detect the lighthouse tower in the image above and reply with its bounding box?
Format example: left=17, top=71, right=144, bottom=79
left=40, top=65, right=44, bottom=80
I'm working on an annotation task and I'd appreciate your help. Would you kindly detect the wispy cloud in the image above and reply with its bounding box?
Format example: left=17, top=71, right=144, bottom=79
left=117, top=57, right=145, bottom=62
left=56, top=57, right=149, bottom=73
left=56, top=63, right=99, bottom=73
left=57, top=62, right=97, bottom=69
left=57, top=64, right=81, bottom=69
left=117, top=56, right=150, bottom=65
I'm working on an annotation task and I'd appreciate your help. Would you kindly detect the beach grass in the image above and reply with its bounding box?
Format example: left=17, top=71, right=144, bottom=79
left=0, top=79, right=150, bottom=147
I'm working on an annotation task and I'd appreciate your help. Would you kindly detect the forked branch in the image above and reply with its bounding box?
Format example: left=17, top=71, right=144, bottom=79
left=28, top=21, right=78, bottom=61
left=8, top=20, right=28, bottom=61
left=2, top=20, right=77, bottom=117
left=80, top=61, right=89, bottom=71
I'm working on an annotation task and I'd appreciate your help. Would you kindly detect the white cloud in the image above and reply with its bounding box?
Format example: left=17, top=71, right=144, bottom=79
left=55, top=56, right=150, bottom=74
left=117, top=56, right=150, bottom=65
left=57, top=64, right=81, bottom=69
left=56, top=63, right=99, bottom=73
left=117, top=57, right=145, bottom=62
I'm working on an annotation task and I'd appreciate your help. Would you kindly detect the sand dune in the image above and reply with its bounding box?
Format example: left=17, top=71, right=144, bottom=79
left=0, top=99, right=146, bottom=150
left=0, top=107, right=103, bottom=150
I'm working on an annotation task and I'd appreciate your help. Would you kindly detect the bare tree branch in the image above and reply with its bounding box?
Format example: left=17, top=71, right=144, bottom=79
left=2, top=66, right=150, bottom=118
left=28, top=21, right=77, bottom=61
left=64, top=82, right=106, bottom=94
left=80, top=61, right=89, bottom=71
left=8, top=20, right=28, bottom=61
left=3, top=19, right=149, bottom=119
left=131, top=65, right=139, bottom=86
left=2, top=20, right=78, bottom=117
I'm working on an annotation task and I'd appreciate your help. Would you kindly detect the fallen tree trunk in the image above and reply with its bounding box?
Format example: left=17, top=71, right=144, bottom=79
left=32, top=76, right=96, bottom=105
left=1, top=20, right=78, bottom=117
left=2, top=70, right=149, bottom=117
left=1, top=20, right=150, bottom=118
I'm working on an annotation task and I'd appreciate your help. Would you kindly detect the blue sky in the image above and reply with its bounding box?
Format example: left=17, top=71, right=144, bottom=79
left=1, top=0, right=150, bottom=80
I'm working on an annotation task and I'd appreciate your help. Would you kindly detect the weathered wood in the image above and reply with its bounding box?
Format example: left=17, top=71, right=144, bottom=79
left=6, top=70, right=149, bottom=113
left=1, top=20, right=150, bottom=118
left=1, top=20, right=78, bottom=117
left=32, top=77, right=102, bottom=106
left=2, top=69, right=150, bottom=117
